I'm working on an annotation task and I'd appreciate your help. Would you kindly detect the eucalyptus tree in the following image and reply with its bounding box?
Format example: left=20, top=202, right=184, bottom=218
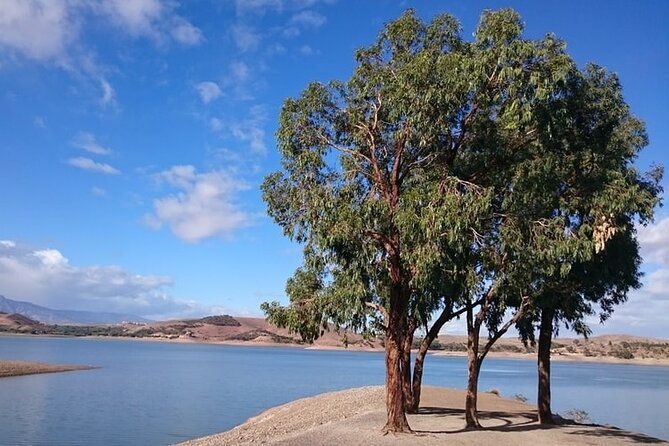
left=262, top=10, right=475, bottom=432
left=515, top=65, right=663, bottom=425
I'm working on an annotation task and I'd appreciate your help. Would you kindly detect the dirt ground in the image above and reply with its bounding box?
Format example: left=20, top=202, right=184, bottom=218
left=180, top=386, right=667, bottom=446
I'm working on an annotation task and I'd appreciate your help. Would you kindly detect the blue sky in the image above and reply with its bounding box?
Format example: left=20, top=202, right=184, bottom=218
left=0, top=1, right=668, bottom=337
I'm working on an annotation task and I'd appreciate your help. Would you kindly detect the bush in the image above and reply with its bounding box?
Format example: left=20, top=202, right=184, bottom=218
left=563, top=408, right=591, bottom=424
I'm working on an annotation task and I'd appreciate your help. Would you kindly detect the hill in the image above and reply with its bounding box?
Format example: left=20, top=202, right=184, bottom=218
left=0, top=295, right=151, bottom=325
left=0, top=311, right=376, bottom=349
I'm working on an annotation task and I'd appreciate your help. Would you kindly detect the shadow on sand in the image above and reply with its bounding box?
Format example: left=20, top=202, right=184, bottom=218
left=411, top=406, right=667, bottom=443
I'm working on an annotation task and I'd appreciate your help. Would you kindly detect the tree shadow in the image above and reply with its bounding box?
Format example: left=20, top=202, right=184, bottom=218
left=411, top=407, right=537, bottom=434
left=566, top=426, right=667, bottom=444
left=411, top=407, right=667, bottom=443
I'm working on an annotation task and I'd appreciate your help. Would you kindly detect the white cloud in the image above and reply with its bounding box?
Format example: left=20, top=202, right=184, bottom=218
left=95, top=0, right=202, bottom=47
left=98, top=0, right=163, bottom=37
left=71, top=132, right=112, bottom=155
left=33, top=249, right=68, bottom=267
left=67, top=157, right=120, bottom=175
left=0, top=0, right=76, bottom=61
left=638, top=216, right=669, bottom=265
left=230, top=61, right=250, bottom=82
left=195, top=81, right=222, bottom=103
left=91, top=186, right=107, bottom=197
left=0, top=240, right=16, bottom=248
left=230, top=105, right=268, bottom=154
left=0, top=241, right=210, bottom=319
left=231, top=24, right=260, bottom=52
left=146, top=165, right=251, bottom=242
left=99, top=77, right=115, bottom=106
left=171, top=18, right=203, bottom=45
left=299, top=44, right=316, bottom=56
left=577, top=217, right=669, bottom=337
left=209, top=117, right=224, bottom=132
left=290, top=10, right=325, bottom=27
left=235, top=0, right=283, bottom=15
left=34, top=116, right=47, bottom=129
left=0, top=0, right=200, bottom=108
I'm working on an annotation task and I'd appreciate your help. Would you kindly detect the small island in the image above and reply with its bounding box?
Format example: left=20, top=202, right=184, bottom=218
left=0, top=359, right=95, bottom=378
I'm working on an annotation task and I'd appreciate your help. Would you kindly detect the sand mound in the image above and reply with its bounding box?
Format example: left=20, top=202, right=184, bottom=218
left=180, top=386, right=667, bottom=446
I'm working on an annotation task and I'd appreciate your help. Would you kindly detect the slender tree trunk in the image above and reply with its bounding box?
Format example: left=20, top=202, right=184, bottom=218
left=465, top=304, right=482, bottom=429
left=401, top=326, right=414, bottom=412
left=409, top=305, right=456, bottom=412
left=538, top=306, right=555, bottom=424
left=409, top=338, right=429, bottom=413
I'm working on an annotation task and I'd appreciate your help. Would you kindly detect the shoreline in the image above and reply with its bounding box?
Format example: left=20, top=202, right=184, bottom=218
left=3, top=332, right=668, bottom=367
left=179, top=386, right=668, bottom=445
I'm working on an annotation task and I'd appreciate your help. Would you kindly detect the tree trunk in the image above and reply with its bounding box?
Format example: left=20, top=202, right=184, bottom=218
left=538, top=306, right=555, bottom=424
left=409, top=338, right=429, bottom=413
left=383, top=285, right=411, bottom=433
left=465, top=304, right=482, bottom=429
left=401, top=326, right=414, bottom=412
left=409, top=304, right=464, bottom=413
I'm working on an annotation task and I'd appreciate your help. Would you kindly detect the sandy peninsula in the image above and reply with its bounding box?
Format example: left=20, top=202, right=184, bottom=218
left=0, top=359, right=95, bottom=378
left=180, top=386, right=667, bottom=446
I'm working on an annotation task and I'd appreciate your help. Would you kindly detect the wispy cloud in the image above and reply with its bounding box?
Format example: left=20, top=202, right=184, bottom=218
left=71, top=132, right=112, bottom=155
left=195, top=81, right=222, bottom=103
left=91, top=186, right=107, bottom=197
left=229, top=105, right=268, bottom=154
left=93, top=0, right=203, bottom=46
left=230, top=61, right=250, bottom=82
left=209, top=117, right=224, bottom=132
left=145, top=165, right=251, bottom=242
left=0, top=0, right=202, bottom=106
left=67, top=157, right=120, bottom=175
left=231, top=24, right=261, bottom=52
left=291, top=10, right=326, bottom=27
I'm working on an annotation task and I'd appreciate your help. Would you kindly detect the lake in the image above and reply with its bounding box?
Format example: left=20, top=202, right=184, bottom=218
left=0, top=336, right=667, bottom=445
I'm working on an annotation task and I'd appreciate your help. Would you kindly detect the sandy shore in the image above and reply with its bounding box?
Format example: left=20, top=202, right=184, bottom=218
left=0, top=359, right=96, bottom=378
left=180, top=386, right=667, bottom=446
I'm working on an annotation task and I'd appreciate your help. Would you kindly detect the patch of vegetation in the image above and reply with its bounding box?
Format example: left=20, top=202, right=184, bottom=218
left=194, top=315, right=241, bottom=326
left=563, top=408, right=591, bottom=424
left=486, top=388, right=501, bottom=396
left=512, top=394, right=528, bottom=403
left=228, top=329, right=300, bottom=344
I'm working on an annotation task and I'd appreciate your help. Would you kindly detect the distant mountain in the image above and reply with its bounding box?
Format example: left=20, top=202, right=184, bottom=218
left=0, top=295, right=151, bottom=325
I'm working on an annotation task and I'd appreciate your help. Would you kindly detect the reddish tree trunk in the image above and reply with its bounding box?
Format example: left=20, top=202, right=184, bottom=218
left=383, top=284, right=411, bottom=433
left=384, top=324, right=411, bottom=432
left=538, top=306, right=555, bottom=424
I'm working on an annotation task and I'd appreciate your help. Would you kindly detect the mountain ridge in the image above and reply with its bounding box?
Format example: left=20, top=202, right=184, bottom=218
left=0, top=295, right=151, bottom=325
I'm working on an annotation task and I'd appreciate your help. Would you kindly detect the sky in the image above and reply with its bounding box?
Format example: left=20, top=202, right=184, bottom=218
left=0, top=0, right=668, bottom=337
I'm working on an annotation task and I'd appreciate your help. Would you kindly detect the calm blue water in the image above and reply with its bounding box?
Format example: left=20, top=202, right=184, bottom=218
left=0, top=336, right=667, bottom=445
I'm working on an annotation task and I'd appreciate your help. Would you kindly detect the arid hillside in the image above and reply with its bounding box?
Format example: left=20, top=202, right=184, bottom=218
left=2, top=311, right=668, bottom=362
left=0, top=312, right=377, bottom=349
